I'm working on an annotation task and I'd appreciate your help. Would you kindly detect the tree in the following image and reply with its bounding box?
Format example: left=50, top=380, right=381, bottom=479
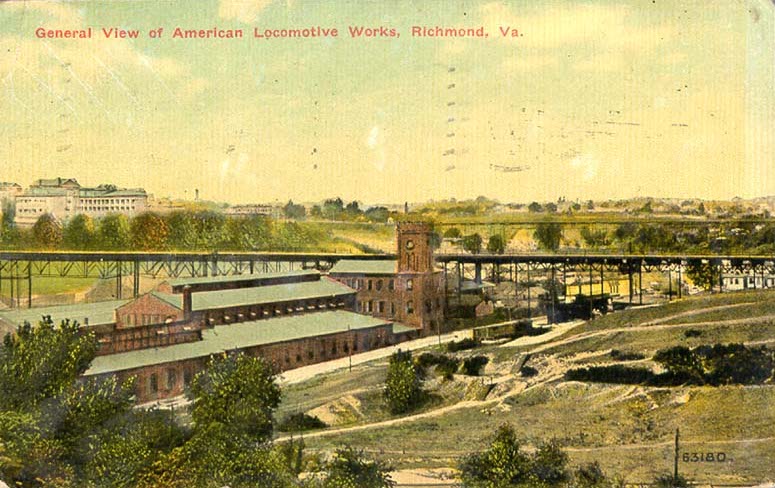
left=486, top=234, right=505, bottom=254
left=384, top=350, right=422, bottom=415
left=32, top=213, right=63, bottom=248
left=321, top=446, right=395, bottom=488
left=283, top=200, right=306, bottom=220
left=461, top=233, right=483, bottom=254
left=534, top=222, right=562, bottom=251
left=545, top=202, right=558, bottom=213
left=580, top=226, right=609, bottom=248
left=459, top=424, right=532, bottom=487
left=528, top=202, right=543, bottom=213
left=685, top=261, right=715, bottom=291
left=225, top=215, right=272, bottom=251
left=364, top=206, right=389, bottom=223
left=63, top=214, right=96, bottom=249
left=459, top=424, right=572, bottom=488
left=322, top=198, right=344, bottom=220
left=443, top=227, right=461, bottom=239
left=0, top=200, right=21, bottom=247
left=130, top=212, right=169, bottom=250
left=166, top=211, right=198, bottom=250
left=0, top=317, right=96, bottom=411
left=188, top=353, right=281, bottom=441
left=98, top=214, right=131, bottom=250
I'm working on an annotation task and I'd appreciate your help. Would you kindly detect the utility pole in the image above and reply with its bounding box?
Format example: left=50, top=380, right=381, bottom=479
left=674, top=427, right=680, bottom=482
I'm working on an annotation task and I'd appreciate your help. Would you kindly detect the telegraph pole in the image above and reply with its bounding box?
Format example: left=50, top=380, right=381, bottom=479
left=674, top=428, right=680, bottom=481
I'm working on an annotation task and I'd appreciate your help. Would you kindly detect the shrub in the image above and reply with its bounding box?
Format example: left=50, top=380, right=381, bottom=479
left=461, top=356, right=489, bottom=376
left=277, top=413, right=327, bottom=432
left=446, top=338, right=480, bottom=353
left=565, top=365, right=655, bottom=384
left=609, top=350, right=645, bottom=361
left=415, top=353, right=460, bottom=380
left=683, top=329, right=702, bottom=338
left=520, top=365, right=538, bottom=378
left=384, top=350, right=422, bottom=415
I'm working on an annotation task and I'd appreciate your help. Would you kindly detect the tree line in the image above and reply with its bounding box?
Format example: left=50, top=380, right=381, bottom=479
left=0, top=210, right=338, bottom=252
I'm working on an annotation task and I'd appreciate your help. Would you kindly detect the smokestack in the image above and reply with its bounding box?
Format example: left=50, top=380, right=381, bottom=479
left=195, top=189, right=199, bottom=201
left=183, top=285, right=192, bottom=321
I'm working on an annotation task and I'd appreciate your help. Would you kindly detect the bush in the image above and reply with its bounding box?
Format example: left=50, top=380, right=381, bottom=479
left=520, top=365, right=538, bottom=378
left=565, top=365, right=655, bottom=384
left=683, top=329, right=702, bottom=338
left=653, top=473, right=690, bottom=488
left=384, top=350, right=422, bottom=415
left=415, top=353, right=460, bottom=380
left=461, top=356, right=489, bottom=376
left=446, top=338, right=480, bottom=353
left=653, top=343, right=775, bottom=386
left=277, top=413, right=327, bottom=432
left=609, top=350, right=645, bottom=361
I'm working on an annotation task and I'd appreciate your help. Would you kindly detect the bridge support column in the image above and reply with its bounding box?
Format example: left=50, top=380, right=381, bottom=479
left=678, top=263, right=683, bottom=299
left=474, top=263, right=482, bottom=285
left=589, top=264, right=594, bottom=319
left=27, top=262, right=32, bottom=309
left=668, top=269, right=672, bottom=301
left=526, top=264, right=532, bottom=320
left=639, top=261, right=643, bottom=305
left=133, top=260, right=140, bottom=298
left=718, top=262, right=723, bottom=293
left=550, top=265, right=556, bottom=324
left=116, top=261, right=122, bottom=300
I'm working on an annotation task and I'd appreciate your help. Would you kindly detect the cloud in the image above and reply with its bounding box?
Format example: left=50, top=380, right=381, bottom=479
left=218, top=0, right=274, bottom=23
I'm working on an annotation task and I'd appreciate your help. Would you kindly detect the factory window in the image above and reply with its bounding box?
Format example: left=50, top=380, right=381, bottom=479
left=406, top=300, right=414, bottom=314
left=166, top=368, right=177, bottom=390
left=296, top=353, right=302, bottom=363
left=149, top=373, right=158, bottom=393
left=376, top=280, right=383, bottom=291
left=368, top=280, right=373, bottom=290
left=390, top=302, right=395, bottom=315
left=308, top=350, right=314, bottom=360
left=407, top=279, right=413, bottom=291
left=425, top=300, right=433, bottom=314
left=378, top=301, right=385, bottom=313
left=388, top=279, right=395, bottom=290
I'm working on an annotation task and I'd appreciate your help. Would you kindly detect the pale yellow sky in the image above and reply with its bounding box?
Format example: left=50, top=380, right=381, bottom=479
left=1, top=0, right=773, bottom=204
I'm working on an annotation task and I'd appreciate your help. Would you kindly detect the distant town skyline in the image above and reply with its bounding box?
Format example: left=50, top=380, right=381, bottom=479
left=1, top=0, right=773, bottom=204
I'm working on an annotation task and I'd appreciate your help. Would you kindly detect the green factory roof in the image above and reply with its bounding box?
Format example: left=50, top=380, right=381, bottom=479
left=0, top=300, right=127, bottom=328
left=164, top=269, right=319, bottom=288
left=391, top=323, right=416, bottom=334
left=149, top=278, right=355, bottom=311
left=328, top=259, right=398, bottom=275
left=84, top=310, right=391, bottom=375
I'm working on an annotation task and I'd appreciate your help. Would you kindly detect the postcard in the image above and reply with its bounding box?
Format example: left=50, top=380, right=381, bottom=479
left=0, top=1, right=773, bottom=487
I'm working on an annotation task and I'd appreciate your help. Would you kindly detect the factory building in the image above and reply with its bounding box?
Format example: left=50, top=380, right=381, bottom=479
left=328, top=222, right=445, bottom=335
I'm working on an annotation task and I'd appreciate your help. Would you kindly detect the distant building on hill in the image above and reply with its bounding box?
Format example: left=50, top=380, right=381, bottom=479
left=0, top=182, right=22, bottom=203
left=14, top=178, right=148, bottom=226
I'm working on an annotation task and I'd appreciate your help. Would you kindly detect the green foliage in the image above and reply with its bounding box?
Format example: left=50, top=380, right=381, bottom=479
left=384, top=350, right=422, bottom=415
left=0, top=317, right=96, bottom=410
left=98, top=213, right=131, bottom=250
left=528, top=202, right=543, bottom=212
left=130, top=212, right=170, bottom=250
left=487, top=234, right=506, bottom=254
left=685, top=262, right=715, bottom=291
left=534, top=222, right=563, bottom=251
left=284, top=200, right=307, bottom=220
left=446, top=337, right=481, bottom=353
left=653, top=473, right=690, bottom=488
left=564, top=365, right=656, bottom=384
left=580, top=226, right=609, bottom=248
left=654, top=344, right=775, bottom=386
left=63, top=214, right=96, bottom=249
left=364, top=206, right=389, bottom=223
left=32, top=213, right=63, bottom=248
left=278, top=413, right=327, bottom=432
left=319, top=446, right=395, bottom=488
left=415, top=352, right=460, bottom=380
left=609, top=350, right=645, bottom=361
left=444, top=227, right=462, bottom=238
left=459, top=425, right=576, bottom=487
left=188, top=353, right=281, bottom=441
left=462, top=233, right=483, bottom=254
left=461, top=356, right=489, bottom=376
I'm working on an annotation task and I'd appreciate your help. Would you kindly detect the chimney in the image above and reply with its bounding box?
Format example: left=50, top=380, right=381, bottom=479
left=183, top=285, right=192, bottom=321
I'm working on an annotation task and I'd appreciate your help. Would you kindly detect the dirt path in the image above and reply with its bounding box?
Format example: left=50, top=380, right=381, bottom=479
left=642, top=302, right=756, bottom=326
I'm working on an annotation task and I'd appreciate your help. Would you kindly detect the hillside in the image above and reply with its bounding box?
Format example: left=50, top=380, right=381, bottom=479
left=276, top=289, right=775, bottom=485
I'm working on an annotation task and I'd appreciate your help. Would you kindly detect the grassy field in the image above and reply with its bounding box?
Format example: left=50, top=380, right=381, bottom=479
left=280, top=289, right=775, bottom=485
left=0, top=276, right=97, bottom=300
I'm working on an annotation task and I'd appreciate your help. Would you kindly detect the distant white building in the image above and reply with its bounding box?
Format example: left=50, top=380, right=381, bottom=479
left=14, top=178, right=147, bottom=226
left=224, top=204, right=281, bottom=219
left=723, top=270, right=775, bottom=291
left=0, top=182, right=22, bottom=203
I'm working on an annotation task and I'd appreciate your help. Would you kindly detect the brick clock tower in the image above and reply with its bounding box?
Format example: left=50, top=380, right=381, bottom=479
left=396, top=222, right=445, bottom=334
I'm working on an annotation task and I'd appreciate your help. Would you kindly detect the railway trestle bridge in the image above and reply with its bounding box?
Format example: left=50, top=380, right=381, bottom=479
left=0, top=251, right=773, bottom=309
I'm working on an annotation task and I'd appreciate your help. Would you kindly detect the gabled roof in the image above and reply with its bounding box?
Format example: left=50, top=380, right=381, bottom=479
left=0, top=300, right=127, bottom=328
left=328, top=259, right=398, bottom=275
left=84, top=310, right=391, bottom=375
left=164, top=269, right=319, bottom=289
left=148, top=278, right=355, bottom=312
